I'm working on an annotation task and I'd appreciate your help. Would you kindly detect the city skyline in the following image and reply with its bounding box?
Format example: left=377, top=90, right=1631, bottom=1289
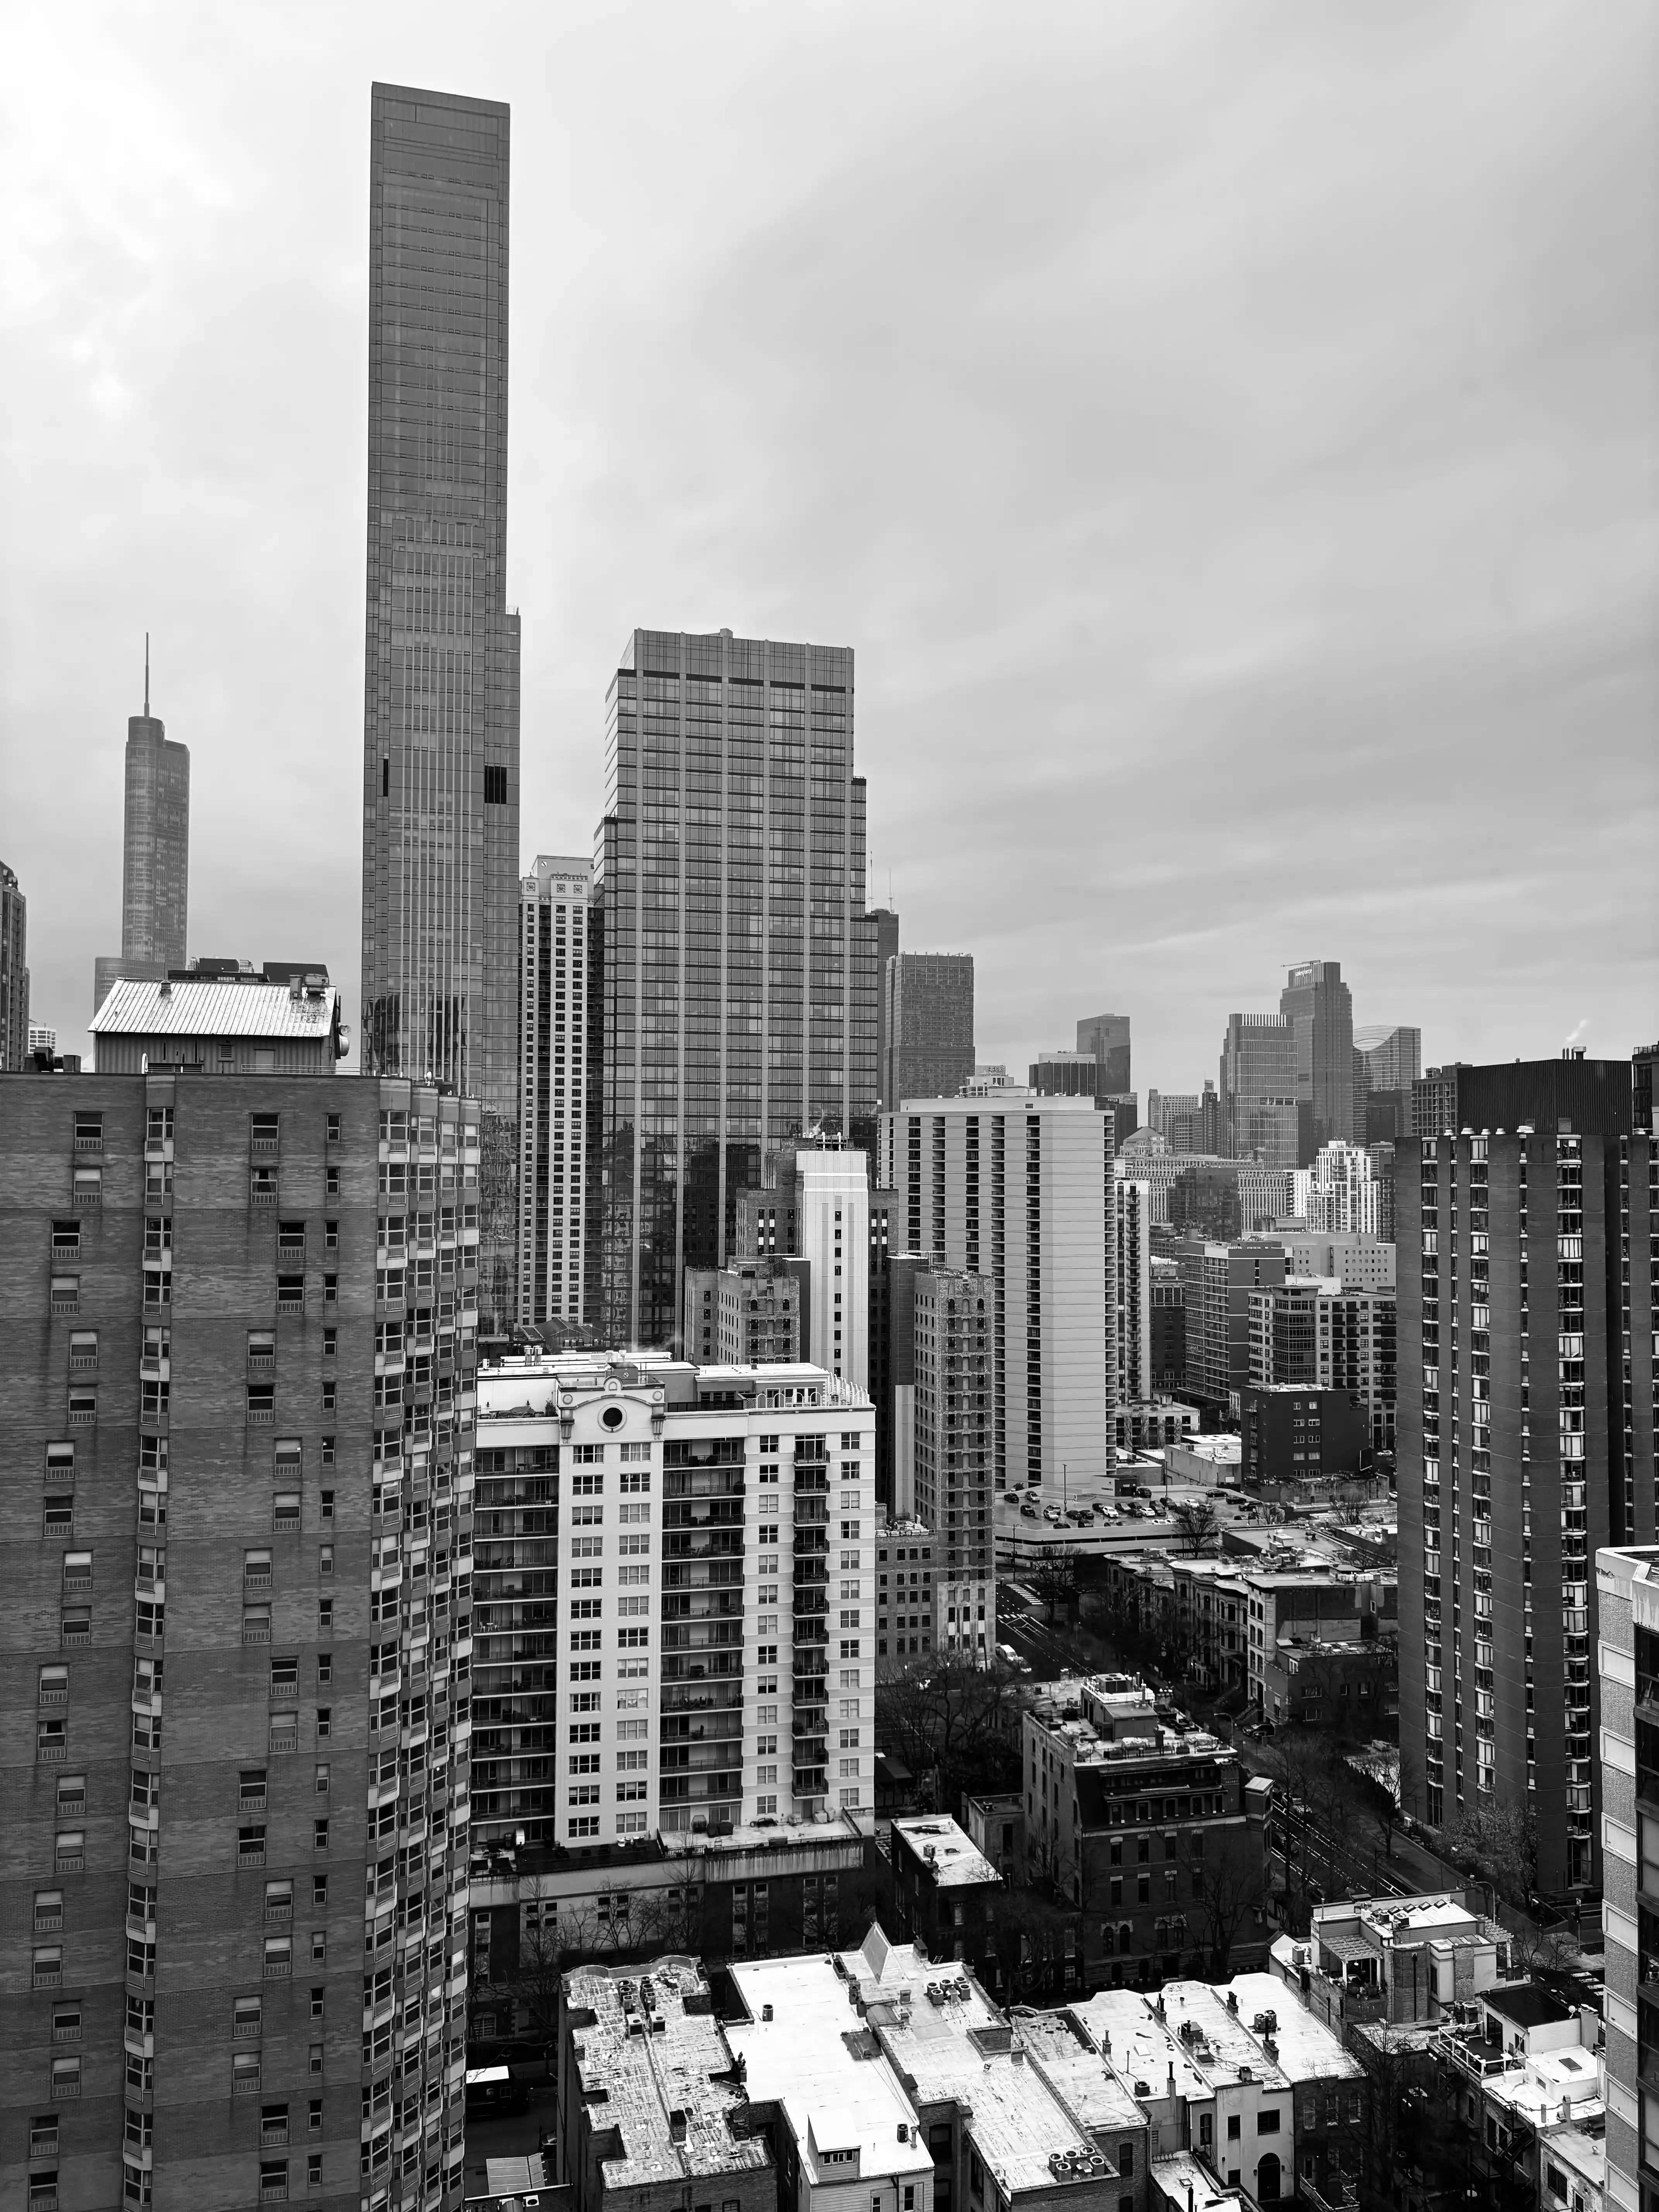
left=3, top=7, right=1651, bottom=1082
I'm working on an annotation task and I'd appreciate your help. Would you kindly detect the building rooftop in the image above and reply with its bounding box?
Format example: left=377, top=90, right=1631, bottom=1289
left=1012, top=2010, right=1145, bottom=2134
left=476, top=1353, right=870, bottom=1415
left=890, top=1816, right=1001, bottom=1890
left=563, top=1958, right=769, bottom=2188
left=725, top=1953, right=934, bottom=2193
left=91, top=972, right=340, bottom=1041
left=1149, top=2151, right=1247, bottom=2212
left=1484, top=1984, right=1576, bottom=2031
left=830, top=1936, right=1137, bottom=2194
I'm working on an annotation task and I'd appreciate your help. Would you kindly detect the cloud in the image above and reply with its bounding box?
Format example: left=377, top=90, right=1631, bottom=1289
left=1, top=0, right=1654, bottom=1084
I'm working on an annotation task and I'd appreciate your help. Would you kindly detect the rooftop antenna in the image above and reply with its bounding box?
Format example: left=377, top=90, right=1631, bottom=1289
left=144, top=632, right=150, bottom=718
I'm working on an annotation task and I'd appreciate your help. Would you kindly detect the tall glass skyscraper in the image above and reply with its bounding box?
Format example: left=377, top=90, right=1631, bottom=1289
left=596, top=629, right=879, bottom=1349
left=359, top=83, right=520, bottom=1330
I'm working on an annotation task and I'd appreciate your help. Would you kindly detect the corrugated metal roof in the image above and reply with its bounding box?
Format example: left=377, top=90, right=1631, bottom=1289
left=91, top=977, right=337, bottom=1039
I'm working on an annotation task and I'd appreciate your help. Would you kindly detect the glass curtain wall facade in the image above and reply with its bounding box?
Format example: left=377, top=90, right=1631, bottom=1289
left=359, top=83, right=520, bottom=1335
left=1219, top=1012, right=1299, bottom=1170
left=595, top=630, right=879, bottom=1351
left=1280, top=960, right=1356, bottom=1153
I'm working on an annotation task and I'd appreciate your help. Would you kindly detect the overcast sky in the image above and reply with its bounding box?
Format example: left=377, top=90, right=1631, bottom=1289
left=3, top=2, right=1654, bottom=1086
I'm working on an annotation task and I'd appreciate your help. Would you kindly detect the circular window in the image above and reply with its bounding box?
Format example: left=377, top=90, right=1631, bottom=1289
left=599, top=1404, right=626, bottom=1432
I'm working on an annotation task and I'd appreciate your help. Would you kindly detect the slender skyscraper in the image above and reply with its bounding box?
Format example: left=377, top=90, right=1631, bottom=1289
left=92, top=648, right=190, bottom=1012
left=517, top=855, right=592, bottom=1332
left=595, top=628, right=878, bottom=1350
left=360, top=84, right=520, bottom=1331
left=0, top=861, right=26, bottom=1069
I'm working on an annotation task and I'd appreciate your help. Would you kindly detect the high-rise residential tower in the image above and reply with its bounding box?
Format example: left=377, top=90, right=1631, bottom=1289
left=884, top=952, right=974, bottom=1108
left=595, top=629, right=879, bottom=1351
left=1397, top=1055, right=1653, bottom=1899
left=1280, top=960, right=1355, bottom=1155
left=878, top=1091, right=1112, bottom=1498
left=359, top=84, right=520, bottom=1334
left=1076, top=1012, right=1131, bottom=1097
left=0, top=860, right=27, bottom=1069
left=92, top=661, right=191, bottom=1014
left=0, top=1070, right=479, bottom=2212
left=516, top=856, right=592, bottom=1333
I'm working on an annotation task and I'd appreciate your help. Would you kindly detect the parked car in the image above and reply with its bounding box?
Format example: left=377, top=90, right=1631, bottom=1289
left=1043, top=1506, right=1063, bottom=1524
left=1020, top=1501, right=1040, bottom=1519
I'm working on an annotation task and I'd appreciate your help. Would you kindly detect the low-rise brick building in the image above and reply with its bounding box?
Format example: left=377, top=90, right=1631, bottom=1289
left=1024, top=1678, right=1270, bottom=1988
left=555, top=1957, right=773, bottom=2212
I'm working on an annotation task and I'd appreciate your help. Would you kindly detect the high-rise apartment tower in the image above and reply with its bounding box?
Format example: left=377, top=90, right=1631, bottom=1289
left=1398, top=1056, right=1653, bottom=1898
left=595, top=629, right=878, bottom=1351
left=0, top=1072, right=479, bottom=2212
left=359, top=84, right=520, bottom=1334
left=878, top=1092, right=1111, bottom=1498
left=516, top=857, right=592, bottom=1333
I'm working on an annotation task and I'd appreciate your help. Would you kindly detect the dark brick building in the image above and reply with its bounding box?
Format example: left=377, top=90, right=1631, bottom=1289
left=1, top=1067, right=479, bottom=2212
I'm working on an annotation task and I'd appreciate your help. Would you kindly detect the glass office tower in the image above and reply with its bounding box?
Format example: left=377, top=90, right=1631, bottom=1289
left=359, top=83, right=520, bottom=1333
left=595, top=629, right=879, bottom=1350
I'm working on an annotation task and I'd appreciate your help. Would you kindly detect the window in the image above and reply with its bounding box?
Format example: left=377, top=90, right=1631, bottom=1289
left=1258, top=2109, right=1281, bottom=2133
left=273, top=1494, right=301, bottom=1532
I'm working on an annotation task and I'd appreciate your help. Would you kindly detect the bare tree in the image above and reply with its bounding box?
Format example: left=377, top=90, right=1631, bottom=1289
left=874, top=1654, right=1022, bottom=1809
left=1178, top=1832, right=1264, bottom=1978
left=1446, top=1797, right=1537, bottom=1913
left=1170, top=1497, right=1221, bottom=1556
left=1031, top=1547, right=1081, bottom=1626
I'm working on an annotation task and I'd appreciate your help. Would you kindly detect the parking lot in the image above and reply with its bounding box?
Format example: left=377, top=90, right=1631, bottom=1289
left=993, top=1456, right=1259, bottom=1561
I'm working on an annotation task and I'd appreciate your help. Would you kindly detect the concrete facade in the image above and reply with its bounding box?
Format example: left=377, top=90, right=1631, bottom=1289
left=879, top=1094, right=1112, bottom=1495
left=517, top=855, right=593, bottom=1332
left=471, top=1353, right=875, bottom=1848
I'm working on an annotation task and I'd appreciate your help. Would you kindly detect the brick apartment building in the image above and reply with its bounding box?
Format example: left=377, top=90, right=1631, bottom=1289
left=0, top=1063, right=478, bottom=2212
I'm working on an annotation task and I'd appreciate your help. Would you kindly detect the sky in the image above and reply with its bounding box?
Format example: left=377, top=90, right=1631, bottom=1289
left=3, top=0, right=1655, bottom=1088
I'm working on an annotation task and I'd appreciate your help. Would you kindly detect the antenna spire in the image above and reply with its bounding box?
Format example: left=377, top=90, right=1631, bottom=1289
left=144, top=632, right=150, bottom=718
